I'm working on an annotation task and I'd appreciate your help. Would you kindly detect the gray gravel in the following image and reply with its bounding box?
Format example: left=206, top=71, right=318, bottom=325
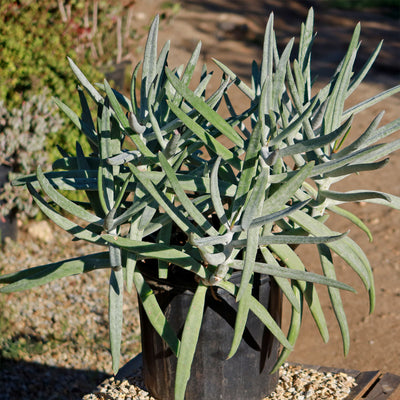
left=82, top=362, right=357, bottom=400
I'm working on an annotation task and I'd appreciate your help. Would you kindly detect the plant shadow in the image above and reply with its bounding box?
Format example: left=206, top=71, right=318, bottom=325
left=0, top=357, right=110, bottom=400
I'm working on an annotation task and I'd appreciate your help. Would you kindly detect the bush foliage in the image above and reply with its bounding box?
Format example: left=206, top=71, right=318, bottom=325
left=0, top=1, right=104, bottom=158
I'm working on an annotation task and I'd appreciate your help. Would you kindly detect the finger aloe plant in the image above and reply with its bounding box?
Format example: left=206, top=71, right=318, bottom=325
left=1, top=9, right=400, bottom=400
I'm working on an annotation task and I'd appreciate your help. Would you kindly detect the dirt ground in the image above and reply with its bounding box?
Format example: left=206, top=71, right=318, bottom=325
left=130, top=0, right=400, bottom=376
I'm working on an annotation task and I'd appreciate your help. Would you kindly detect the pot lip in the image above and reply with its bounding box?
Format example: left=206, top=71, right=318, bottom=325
left=137, top=261, right=272, bottom=292
left=137, top=261, right=199, bottom=291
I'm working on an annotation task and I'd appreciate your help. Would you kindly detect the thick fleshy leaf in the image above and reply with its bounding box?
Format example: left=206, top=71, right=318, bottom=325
left=140, top=15, right=159, bottom=117
left=230, top=231, right=346, bottom=248
left=237, top=167, right=269, bottom=300
left=346, top=41, right=382, bottom=97
left=268, top=98, right=318, bottom=147
left=0, top=253, right=109, bottom=292
left=323, top=23, right=360, bottom=134
left=98, top=102, right=116, bottom=214
left=324, top=158, right=389, bottom=178
left=332, top=111, right=384, bottom=159
left=361, top=192, right=400, bottom=210
left=241, top=168, right=269, bottom=230
left=167, top=101, right=238, bottom=168
left=67, top=57, right=103, bottom=104
left=236, top=227, right=259, bottom=301
left=109, top=267, right=124, bottom=374
left=228, top=283, right=252, bottom=359
left=320, top=189, right=391, bottom=203
left=328, top=204, right=372, bottom=242
left=270, top=283, right=303, bottom=373
left=212, top=58, right=255, bottom=99
left=261, top=12, right=275, bottom=92
left=175, top=283, right=208, bottom=400
left=148, top=96, right=167, bottom=149
left=171, top=40, right=202, bottom=106
left=260, top=247, right=301, bottom=312
left=262, top=162, right=314, bottom=215
left=310, top=143, right=388, bottom=177
left=126, top=163, right=201, bottom=236
left=230, top=119, right=263, bottom=220
left=297, top=8, right=314, bottom=98
left=272, top=38, right=294, bottom=113
left=134, top=271, right=180, bottom=355
left=53, top=97, right=98, bottom=147
left=14, top=171, right=97, bottom=191
left=36, top=166, right=102, bottom=225
left=318, top=244, right=350, bottom=355
left=278, top=116, right=352, bottom=157
left=358, top=117, right=400, bottom=149
left=77, top=86, right=97, bottom=145
left=288, top=209, right=374, bottom=312
left=125, top=216, right=141, bottom=293
left=228, top=260, right=355, bottom=292
left=353, top=138, right=400, bottom=165
left=101, top=234, right=208, bottom=279
left=158, top=152, right=217, bottom=236
left=268, top=243, right=329, bottom=342
left=165, top=68, right=244, bottom=148
left=343, top=84, right=400, bottom=118
left=210, top=157, right=229, bottom=228
left=217, top=280, right=292, bottom=350
left=27, top=183, right=104, bottom=245
left=130, top=61, right=141, bottom=115
left=249, top=200, right=310, bottom=229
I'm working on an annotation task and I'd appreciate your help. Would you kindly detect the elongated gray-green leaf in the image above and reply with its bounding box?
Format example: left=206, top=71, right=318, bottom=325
left=328, top=204, right=372, bottom=242
left=101, top=234, right=208, bottom=279
left=27, top=183, right=104, bottom=245
left=318, top=244, right=350, bottom=355
left=228, top=260, right=355, bottom=292
left=217, top=280, right=292, bottom=350
left=36, top=166, right=102, bottom=225
left=109, top=267, right=124, bottom=374
left=269, top=243, right=329, bottom=342
left=68, top=57, right=103, bottom=104
left=134, top=271, right=180, bottom=355
left=165, top=68, right=244, bottom=148
left=0, top=253, right=109, bottom=292
left=175, top=283, right=208, bottom=400
left=320, top=189, right=391, bottom=203
left=158, top=152, right=218, bottom=236
left=270, top=283, right=302, bottom=373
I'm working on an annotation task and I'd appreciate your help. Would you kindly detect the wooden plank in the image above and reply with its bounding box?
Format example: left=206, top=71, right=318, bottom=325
left=387, top=384, right=400, bottom=399
left=288, top=363, right=383, bottom=399
left=364, top=373, right=400, bottom=400
left=344, top=370, right=382, bottom=400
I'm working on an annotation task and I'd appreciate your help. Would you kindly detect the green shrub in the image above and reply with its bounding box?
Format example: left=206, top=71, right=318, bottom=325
left=0, top=1, right=104, bottom=158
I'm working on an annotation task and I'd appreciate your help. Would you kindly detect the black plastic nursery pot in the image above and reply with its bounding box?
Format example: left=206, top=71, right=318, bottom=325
left=138, top=264, right=282, bottom=400
left=0, top=164, right=17, bottom=242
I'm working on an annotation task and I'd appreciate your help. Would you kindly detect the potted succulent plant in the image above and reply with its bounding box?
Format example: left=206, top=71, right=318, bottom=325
left=1, top=9, right=400, bottom=400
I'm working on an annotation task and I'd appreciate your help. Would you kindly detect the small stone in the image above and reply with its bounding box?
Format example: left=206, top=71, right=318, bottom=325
left=27, top=220, right=53, bottom=242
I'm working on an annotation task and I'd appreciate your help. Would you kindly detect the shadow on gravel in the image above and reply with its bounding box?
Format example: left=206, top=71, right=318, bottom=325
left=0, top=357, right=110, bottom=400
